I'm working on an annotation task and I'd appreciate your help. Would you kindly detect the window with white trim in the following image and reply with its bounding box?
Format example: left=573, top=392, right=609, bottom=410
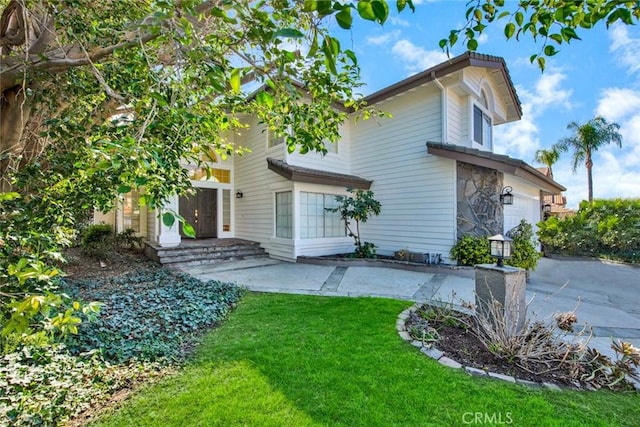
left=300, top=192, right=345, bottom=238
left=473, top=90, right=493, bottom=147
left=275, top=191, right=292, bottom=238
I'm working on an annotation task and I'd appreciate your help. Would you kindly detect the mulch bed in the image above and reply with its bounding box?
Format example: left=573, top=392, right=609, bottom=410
left=405, top=307, right=635, bottom=391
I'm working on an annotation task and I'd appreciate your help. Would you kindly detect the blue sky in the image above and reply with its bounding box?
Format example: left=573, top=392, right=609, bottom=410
left=330, top=1, right=640, bottom=208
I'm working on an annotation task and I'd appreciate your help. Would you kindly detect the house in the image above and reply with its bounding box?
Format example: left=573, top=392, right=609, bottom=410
left=95, top=52, right=565, bottom=264
left=537, top=167, right=574, bottom=218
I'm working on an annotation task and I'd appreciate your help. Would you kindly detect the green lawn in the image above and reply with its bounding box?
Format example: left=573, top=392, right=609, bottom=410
left=95, top=293, right=639, bottom=426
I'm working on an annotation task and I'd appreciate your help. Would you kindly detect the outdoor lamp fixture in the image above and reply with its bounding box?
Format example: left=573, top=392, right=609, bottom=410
left=235, top=191, right=243, bottom=199
left=500, top=186, right=514, bottom=205
left=542, top=203, right=552, bottom=214
left=489, top=234, right=513, bottom=267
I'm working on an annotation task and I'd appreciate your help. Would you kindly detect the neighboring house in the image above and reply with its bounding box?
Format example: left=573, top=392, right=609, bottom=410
left=537, top=167, right=574, bottom=218
left=95, top=52, right=565, bottom=264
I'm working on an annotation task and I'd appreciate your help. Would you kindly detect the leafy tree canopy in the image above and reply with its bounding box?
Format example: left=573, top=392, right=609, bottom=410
left=442, top=0, right=640, bottom=70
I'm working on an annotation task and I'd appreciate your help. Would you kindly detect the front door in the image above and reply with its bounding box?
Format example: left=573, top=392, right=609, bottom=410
left=179, top=188, right=217, bottom=238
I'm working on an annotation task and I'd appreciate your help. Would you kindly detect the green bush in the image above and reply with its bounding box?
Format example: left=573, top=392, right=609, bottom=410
left=506, top=220, right=541, bottom=271
left=450, top=236, right=493, bottom=266
left=452, top=221, right=541, bottom=271
left=538, top=198, right=640, bottom=263
left=80, top=224, right=114, bottom=258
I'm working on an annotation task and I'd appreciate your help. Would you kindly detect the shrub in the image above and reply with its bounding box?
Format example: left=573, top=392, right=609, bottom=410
left=450, top=236, right=493, bottom=266
left=80, top=224, right=114, bottom=258
left=505, top=220, right=541, bottom=271
left=538, top=198, right=640, bottom=263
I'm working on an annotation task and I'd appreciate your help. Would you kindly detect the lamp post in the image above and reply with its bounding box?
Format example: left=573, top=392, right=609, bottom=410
left=476, top=234, right=525, bottom=334
left=488, top=234, right=513, bottom=267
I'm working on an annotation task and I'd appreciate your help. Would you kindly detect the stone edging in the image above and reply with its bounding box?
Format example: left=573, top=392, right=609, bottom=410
left=396, top=304, right=563, bottom=391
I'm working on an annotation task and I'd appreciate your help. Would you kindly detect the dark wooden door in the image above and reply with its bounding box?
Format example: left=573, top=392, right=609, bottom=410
left=179, top=188, right=217, bottom=238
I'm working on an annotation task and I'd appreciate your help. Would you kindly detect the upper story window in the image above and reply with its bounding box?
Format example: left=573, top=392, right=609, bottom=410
left=473, top=90, right=492, bottom=147
left=268, top=129, right=285, bottom=148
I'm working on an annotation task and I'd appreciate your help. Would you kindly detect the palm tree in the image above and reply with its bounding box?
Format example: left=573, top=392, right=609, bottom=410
left=555, top=116, right=622, bottom=202
left=533, top=147, right=561, bottom=177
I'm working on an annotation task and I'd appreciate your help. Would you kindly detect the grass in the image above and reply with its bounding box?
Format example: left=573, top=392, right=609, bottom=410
left=94, top=293, right=639, bottom=426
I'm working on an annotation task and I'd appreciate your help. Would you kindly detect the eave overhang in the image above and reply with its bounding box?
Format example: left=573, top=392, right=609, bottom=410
left=267, top=158, right=372, bottom=189
left=426, top=142, right=566, bottom=194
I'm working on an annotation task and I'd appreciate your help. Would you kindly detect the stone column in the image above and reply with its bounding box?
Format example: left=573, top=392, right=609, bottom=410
left=475, top=264, right=527, bottom=335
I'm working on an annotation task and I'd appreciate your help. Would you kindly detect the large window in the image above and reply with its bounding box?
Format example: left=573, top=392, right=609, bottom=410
left=473, top=105, right=492, bottom=146
left=300, top=192, right=345, bottom=239
left=275, top=191, right=292, bottom=238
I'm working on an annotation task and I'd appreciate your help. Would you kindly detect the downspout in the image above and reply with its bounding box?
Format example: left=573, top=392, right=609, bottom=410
left=431, top=71, right=448, bottom=144
left=431, top=72, right=456, bottom=250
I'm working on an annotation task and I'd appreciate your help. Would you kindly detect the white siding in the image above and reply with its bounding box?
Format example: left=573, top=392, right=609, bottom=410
left=503, top=175, right=542, bottom=239
left=447, top=91, right=467, bottom=145
left=350, top=85, right=457, bottom=262
left=234, top=117, right=295, bottom=260
left=287, top=122, right=351, bottom=174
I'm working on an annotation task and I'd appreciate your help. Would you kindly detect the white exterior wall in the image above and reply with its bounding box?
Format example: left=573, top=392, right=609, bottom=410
left=503, top=175, right=542, bottom=239
left=349, top=85, right=457, bottom=262
left=233, top=117, right=295, bottom=260
left=287, top=122, right=351, bottom=174
left=447, top=90, right=467, bottom=145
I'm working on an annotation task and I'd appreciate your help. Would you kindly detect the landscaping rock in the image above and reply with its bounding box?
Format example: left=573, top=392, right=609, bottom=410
left=488, top=372, right=516, bottom=383
left=410, top=340, right=423, bottom=348
left=516, top=379, right=541, bottom=388
left=438, top=356, right=462, bottom=369
left=420, top=347, right=443, bottom=360
left=543, top=382, right=562, bottom=391
left=398, top=331, right=411, bottom=341
left=465, top=367, right=487, bottom=377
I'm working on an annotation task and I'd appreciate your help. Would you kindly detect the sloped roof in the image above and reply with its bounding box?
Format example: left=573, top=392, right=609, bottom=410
left=365, top=51, right=522, bottom=120
left=267, top=158, right=372, bottom=189
left=426, top=142, right=565, bottom=193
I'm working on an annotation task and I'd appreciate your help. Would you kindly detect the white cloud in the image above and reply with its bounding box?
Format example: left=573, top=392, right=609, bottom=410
left=596, top=87, right=640, bottom=122
left=391, top=39, right=448, bottom=74
left=609, top=24, right=640, bottom=75
left=476, top=32, right=489, bottom=45
left=366, top=30, right=401, bottom=46
left=495, top=69, right=572, bottom=159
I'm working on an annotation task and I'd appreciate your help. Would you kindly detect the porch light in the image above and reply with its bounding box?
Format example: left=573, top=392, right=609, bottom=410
left=542, top=203, right=552, bottom=214
left=235, top=191, right=243, bottom=199
left=488, top=234, right=512, bottom=267
left=500, top=186, right=514, bottom=205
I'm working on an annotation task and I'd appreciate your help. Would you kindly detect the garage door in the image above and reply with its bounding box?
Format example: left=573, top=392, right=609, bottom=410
left=504, top=193, right=540, bottom=237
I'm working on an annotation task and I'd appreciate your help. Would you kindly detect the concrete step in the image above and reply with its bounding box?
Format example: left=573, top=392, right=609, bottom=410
left=159, top=249, right=268, bottom=265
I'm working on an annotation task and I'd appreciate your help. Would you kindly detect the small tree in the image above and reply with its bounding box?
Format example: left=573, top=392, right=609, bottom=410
left=329, top=188, right=381, bottom=258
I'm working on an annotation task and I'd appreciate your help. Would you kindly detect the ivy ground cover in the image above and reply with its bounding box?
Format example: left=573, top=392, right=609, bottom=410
left=95, top=293, right=639, bottom=426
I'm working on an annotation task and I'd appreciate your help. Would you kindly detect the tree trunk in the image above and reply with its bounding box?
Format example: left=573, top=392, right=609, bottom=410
left=0, top=86, right=31, bottom=191
left=586, top=155, right=593, bottom=202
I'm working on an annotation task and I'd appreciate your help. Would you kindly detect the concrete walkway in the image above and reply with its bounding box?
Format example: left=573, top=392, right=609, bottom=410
left=179, top=257, right=640, bottom=361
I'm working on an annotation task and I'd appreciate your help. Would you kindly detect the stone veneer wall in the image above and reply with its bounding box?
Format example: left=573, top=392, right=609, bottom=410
left=456, top=161, right=503, bottom=238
